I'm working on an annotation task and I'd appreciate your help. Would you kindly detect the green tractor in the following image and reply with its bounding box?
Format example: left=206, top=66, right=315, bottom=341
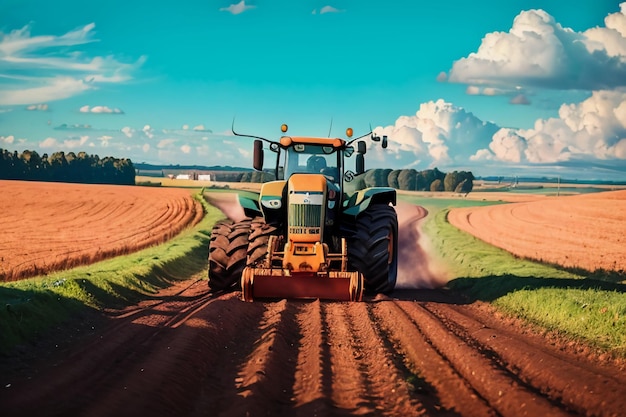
left=208, top=124, right=397, bottom=301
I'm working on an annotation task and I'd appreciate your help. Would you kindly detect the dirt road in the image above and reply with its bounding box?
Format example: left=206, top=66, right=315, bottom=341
left=2, top=202, right=625, bottom=416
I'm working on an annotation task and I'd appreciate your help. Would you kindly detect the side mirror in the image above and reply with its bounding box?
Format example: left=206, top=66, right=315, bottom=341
left=357, top=140, right=367, bottom=155
left=382, top=135, right=388, bottom=149
left=356, top=154, right=365, bottom=174
left=253, top=139, right=264, bottom=171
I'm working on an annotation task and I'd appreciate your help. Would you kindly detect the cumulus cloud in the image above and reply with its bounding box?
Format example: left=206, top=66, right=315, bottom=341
left=473, top=90, right=626, bottom=164
left=79, top=105, right=124, bottom=114
left=157, top=138, right=176, bottom=149
left=1, top=135, right=15, bottom=145
left=0, top=23, right=144, bottom=105
left=39, top=135, right=89, bottom=149
left=448, top=4, right=626, bottom=91
left=192, top=124, right=212, bottom=132
left=39, top=137, right=58, bottom=148
left=375, top=99, right=500, bottom=168
left=220, top=1, right=255, bottom=15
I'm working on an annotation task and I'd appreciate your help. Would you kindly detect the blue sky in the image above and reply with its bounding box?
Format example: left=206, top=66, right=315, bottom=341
left=1, top=0, right=625, bottom=180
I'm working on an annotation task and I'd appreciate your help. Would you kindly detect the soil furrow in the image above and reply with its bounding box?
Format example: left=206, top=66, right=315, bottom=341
left=395, top=300, right=572, bottom=417
left=322, top=302, right=376, bottom=414
left=372, top=300, right=494, bottom=417
left=424, top=302, right=626, bottom=417
left=210, top=299, right=301, bottom=417
left=345, top=302, right=425, bottom=416
left=291, top=299, right=335, bottom=416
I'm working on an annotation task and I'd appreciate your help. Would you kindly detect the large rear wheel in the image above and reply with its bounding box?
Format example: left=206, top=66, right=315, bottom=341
left=347, top=204, right=398, bottom=294
left=208, top=218, right=252, bottom=291
left=247, top=217, right=278, bottom=267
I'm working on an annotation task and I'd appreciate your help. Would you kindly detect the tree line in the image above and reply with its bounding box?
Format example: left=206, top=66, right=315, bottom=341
left=242, top=167, right=474, bottom=193
left=356, top=168, right=474, bottom=193
left=0, top=149, right=136, bottom=185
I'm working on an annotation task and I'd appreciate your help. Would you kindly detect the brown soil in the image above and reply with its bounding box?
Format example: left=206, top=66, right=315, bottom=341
left=0, top=180, right=203, bottom=281
left=448, top=190, right=626, bottom=272
left=2, top=279, right=625, bottom=416
left=1, top=195, right=625, bottom=416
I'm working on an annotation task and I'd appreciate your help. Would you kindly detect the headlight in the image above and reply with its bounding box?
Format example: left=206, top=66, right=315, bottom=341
left=261, top=199, right=282, bottom=209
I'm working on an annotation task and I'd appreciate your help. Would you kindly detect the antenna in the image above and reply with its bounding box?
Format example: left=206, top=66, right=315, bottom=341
left=328, top=117, right=333, bottom=138
left=231, top=117, right=273, bottom=143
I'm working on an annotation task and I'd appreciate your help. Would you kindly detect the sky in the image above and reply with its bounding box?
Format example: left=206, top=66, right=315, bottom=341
left=1, top=0, right=625, bottom=180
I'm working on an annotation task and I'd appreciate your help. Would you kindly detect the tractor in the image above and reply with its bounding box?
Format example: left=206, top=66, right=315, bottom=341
left=207, top=123, right=397, bottom=301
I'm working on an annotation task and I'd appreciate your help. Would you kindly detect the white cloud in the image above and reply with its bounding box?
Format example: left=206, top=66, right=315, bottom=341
left=142, top=125, right=154, bottom=139
left=157, top=139, right=176, bottom=149
left=1, top=135, right=15, bottom=145
left=320, top=6, right=342, bottom=14
left=375, top=99, right=499, bottom=168
left=312, top=5, right=344, bottom=14
left=474, top=90, right=626, bottom=163
left=193, top=124, right=212, bottom=132
left=0, top=23, right=144, bottom=105
left=64, top=135, right=90, bottom=148
left=79, top=105, right=124, bottom=114
left=448, top=4, right=626, bottom=91
left=220, top=1, right=255, bottom=15
left=181, top=144, right=191, bottom=154
left=121, top=126, right=134, bottom=138
left=39, top=137, right=58, bottom=148
left=1, top=77, right=90, bottom=105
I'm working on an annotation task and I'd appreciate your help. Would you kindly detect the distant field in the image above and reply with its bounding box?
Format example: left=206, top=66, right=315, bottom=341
left=0, top=180, right=203, bottom=281
left=448, top=190, right=626, bottom=272
left=135, top=175, right=262, bottom=191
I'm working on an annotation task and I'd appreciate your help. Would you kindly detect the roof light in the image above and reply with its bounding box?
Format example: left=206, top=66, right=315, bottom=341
left=281, top=124, right=288, bottom=133
left=346, top=127, right=353, bottom=138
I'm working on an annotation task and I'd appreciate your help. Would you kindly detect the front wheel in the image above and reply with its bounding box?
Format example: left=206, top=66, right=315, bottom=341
left=347, top=204, right=398, bottom=294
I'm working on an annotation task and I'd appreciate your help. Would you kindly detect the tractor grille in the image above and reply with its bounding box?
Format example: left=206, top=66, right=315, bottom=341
left=289, top=203, right=322, bottom=228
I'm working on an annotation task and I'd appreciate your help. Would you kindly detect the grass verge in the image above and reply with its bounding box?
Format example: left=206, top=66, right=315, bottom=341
left=0, top=190, right=224, bottom=355
left=402, top=194, right=626, bottom=357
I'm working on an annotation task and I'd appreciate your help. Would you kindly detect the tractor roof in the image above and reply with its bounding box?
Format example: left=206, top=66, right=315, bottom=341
left=279, top=136, right=346, bottom=149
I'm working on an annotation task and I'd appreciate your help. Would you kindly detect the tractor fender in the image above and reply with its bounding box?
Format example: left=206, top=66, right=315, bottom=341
left=237, top=193, right=262, bottom=218
left=343, top=187, right=396, bottom=217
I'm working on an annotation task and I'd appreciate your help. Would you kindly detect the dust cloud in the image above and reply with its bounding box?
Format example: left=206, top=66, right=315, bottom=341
left=394, top=201, right=450, bottom=289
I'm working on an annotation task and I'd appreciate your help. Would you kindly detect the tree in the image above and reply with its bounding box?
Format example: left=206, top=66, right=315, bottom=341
left=387, top=170, right=401, bottom=189
left=430, top=178, right=444, bottom=192
left=397, top=169, right=417, bottom=190
left=444, top=171, right=461, bottom=192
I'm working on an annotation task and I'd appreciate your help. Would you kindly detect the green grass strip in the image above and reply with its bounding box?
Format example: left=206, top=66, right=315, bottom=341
left=0, top=191, right=224, bottom=354
left=413, top=196, right=626, bottom=356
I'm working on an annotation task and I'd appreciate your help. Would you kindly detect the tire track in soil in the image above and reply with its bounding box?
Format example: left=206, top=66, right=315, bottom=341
left=4, top=286, right=626, bottom=416
left=388, top=300, right=571, bottom=417
left=422, top=302, right=626, bottom=417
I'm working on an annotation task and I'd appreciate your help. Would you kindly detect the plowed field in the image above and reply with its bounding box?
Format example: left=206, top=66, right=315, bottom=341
left=0, top=180, right=203, bottom=281
left=2, top=197, right=625, bottom=416
left=2, top=280, right=625, bottom=417
left=448, top=190, right=626, bottom=272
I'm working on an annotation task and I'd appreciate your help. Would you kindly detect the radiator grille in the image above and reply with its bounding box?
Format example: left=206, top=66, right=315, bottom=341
left=289, top=203, right=322, bottom=228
